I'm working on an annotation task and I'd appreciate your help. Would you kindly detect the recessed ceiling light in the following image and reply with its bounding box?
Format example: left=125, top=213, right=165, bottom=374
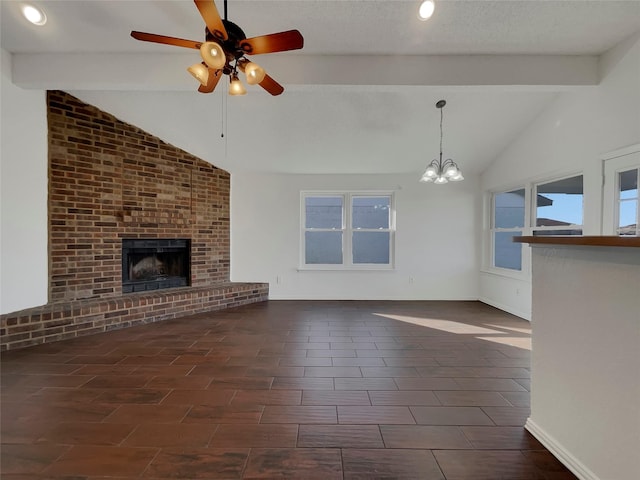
left=418, top=0, right=435, bottom=21
left=21, top=4, right=47, bottom=26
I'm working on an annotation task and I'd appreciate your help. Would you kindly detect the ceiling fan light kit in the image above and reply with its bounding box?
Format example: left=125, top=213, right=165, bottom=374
left=420, top=100, right=464, bottom=184
left=130, top=0, right=304, bottom=96
left=244, top=61, right=266, bottom=85
left=187, top=63, right=210, bottom=85
left=229, top=73, right=247, bottom=95
left=200, top=41, right=226, bottom=70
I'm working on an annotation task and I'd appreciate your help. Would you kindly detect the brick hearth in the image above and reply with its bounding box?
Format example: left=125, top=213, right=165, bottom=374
left=0, top=91, right=268, bottom=351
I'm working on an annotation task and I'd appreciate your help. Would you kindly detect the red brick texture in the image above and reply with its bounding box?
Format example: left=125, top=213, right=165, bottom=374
left=0, top=91, right=268, bottom=351
left=47, top=90, right=231, bottom=301
left=1, top=283, right=268, bottom=351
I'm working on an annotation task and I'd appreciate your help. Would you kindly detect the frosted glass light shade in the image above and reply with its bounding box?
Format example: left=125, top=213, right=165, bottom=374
left=424, top=165, right=438, bottom=178
left=244, top=62, right=266, bottom=85
left=434, top=176, right=448, bottom=184
left=444, top=164, right=459, bottom=178
left=200, top=42, right=226, bottom=69
left=229, top=74, right=247, bottom=96
left=418, top=1, right=435, bottom=21
left=187, top=63, right=209, bottom=86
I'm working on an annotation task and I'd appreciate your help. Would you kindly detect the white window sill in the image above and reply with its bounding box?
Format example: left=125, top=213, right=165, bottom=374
left=297, top=266, right=395, bottom=272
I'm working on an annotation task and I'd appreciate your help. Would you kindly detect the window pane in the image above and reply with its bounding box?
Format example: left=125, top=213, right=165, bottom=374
left=494, top=189, right=525, bottom=228
left=305, top=231, right=342, bottom=264
left=352, top=232, right=390, bottom=264
left=536, top=175, right=583, bottom=227
left=352, top=196, right=390, bottom=229
left=618, top=200, right=637, bottom=235
left=619, top=169, right=638, bottom=200
left=494, top=231, right=522, bottom=270
left=305, top=196, right=343, bottom=229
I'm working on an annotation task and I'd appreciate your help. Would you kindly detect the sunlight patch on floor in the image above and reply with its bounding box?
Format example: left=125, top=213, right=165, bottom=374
left=475, top=336, right=532, bottom=350
left=373, top=313, right=504, bottom=335
left=484, top=324, right=531, bottom=334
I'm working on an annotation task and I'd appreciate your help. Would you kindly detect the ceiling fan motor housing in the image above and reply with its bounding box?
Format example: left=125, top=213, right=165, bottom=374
left=206, top=20, right=247, bottom=66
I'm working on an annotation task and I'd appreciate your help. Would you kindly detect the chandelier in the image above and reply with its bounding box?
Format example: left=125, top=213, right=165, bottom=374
left=420, top=100, right=464, bottom=184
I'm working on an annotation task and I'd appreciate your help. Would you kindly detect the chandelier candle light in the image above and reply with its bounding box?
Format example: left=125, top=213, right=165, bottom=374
left=420, top=100, right=464, bottom=184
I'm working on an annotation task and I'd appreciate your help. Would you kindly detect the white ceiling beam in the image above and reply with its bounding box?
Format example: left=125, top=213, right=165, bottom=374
left=12, top=53, right=598, bottom=90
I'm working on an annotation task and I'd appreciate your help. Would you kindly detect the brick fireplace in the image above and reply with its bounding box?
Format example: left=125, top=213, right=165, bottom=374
left=0, top=91, right=267, bottom=351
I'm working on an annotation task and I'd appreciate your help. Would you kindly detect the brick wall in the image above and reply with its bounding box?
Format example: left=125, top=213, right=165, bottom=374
left=1, top=283, right=269, bottom=351
left=0, top=91, right=269, bottom=351
left=47, top=90, right=230, bottom=301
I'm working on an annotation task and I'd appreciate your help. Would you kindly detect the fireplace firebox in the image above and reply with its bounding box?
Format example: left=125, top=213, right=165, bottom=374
left=122, top=239, right=190, bottom=293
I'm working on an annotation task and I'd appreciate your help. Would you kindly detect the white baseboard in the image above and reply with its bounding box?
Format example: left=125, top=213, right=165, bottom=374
left=479, top=296, right=531, bottom=321
left=525, top=418, right=599, bottom=480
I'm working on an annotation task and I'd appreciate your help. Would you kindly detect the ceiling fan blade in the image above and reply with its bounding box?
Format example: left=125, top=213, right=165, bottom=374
left=198, top=68, right=222, bottom=93
left=240, top=30, right=304, bottom=55
left=259, top=74, right=285, bottom=96
left=194, top=0, right=228, bottom=41
left=131, top=31, right=201, bottom=49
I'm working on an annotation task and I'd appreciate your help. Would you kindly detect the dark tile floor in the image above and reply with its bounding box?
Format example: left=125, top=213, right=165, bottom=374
left=1, top=300, right=578, bottom=479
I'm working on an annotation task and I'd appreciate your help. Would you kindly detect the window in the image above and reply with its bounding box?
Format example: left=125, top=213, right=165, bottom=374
left=616, top=168, right=639, bottom=236
left=302, top=192, right=394, bottom=269
left=491, top=188, right=526, bottom=271
left=602, top=148, right=639, bottom=235
left=533, top=175, right=583, bottom=236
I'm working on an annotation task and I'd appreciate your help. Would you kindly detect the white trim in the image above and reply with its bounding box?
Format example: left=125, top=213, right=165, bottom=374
left=300, top=190, right=396, bottom=270
left=532, top=172, right=584, bottom=232
left=600, top=143, right=640, bottom=161
left=479, top=266, right=530, bottom=282
left=479, top=296, right=531, bottom=321
left=525, top=418, right=600, bottom=480
left=602, top=150, right=640, bottom=236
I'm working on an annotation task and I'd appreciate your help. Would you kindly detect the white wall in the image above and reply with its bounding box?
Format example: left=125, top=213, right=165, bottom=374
left=0, top=49, right=48, bottom=314
left=479, top=33, right=640, bottom=319
left=526, top=244, right=640, bottom=480
left=231, top=173, right=480, bottom=300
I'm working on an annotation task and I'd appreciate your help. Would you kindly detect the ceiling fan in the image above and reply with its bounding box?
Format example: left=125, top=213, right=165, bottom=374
left=131, top=0, right=304, bottom=96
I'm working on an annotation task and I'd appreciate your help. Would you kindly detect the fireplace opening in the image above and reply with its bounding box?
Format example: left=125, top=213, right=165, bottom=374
left=122, top=239, right=190, bottom=293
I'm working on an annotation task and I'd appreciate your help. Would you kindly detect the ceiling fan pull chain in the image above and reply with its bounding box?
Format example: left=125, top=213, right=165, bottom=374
left=221, top=84, right=226, bottom=138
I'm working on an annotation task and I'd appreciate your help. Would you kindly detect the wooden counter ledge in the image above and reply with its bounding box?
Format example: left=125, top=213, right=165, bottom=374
left=513, top=236, right=640, bottom=247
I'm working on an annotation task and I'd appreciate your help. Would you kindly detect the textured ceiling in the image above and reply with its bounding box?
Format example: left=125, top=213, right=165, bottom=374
left=2, top=1, right=639, bottom=175
left=2, top=0, right=639, bottom=55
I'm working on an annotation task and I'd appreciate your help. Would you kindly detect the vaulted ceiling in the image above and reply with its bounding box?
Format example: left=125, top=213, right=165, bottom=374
left=2, top=1, right=639, bottom=175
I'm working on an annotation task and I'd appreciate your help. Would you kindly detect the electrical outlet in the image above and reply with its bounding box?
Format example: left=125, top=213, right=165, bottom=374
left=276, top=276, right=281, bottom=284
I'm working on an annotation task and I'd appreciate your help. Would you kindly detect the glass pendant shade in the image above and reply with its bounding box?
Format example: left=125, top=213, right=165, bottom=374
left=434, top=176, right=448, bottom=184
left=187, top=63, right=209, bottom=86
left=229, top=74, right=247, bottom=96
left=418, top=1, right=435, bottom=21
left=200, top=42, right=226, bottom=70
left=444, top=164, right=459, bottom=178
left=244, top=62, right=266, bottom=85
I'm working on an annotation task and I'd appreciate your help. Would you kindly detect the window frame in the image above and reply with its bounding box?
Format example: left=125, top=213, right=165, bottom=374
left=615, top=167, right=639, bottom=236
left=489, top=186, right=529, bottom=275
left=602, top=146, right=640, bottom=236
left=300, top=191, right=395, bottom=270
left=531, top=173, right=584, bottom=236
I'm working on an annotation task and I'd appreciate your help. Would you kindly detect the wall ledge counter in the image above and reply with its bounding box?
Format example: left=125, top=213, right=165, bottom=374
left=517, top=234, right=640, bottom=480
left=514, top=235, right=640, bottom=247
